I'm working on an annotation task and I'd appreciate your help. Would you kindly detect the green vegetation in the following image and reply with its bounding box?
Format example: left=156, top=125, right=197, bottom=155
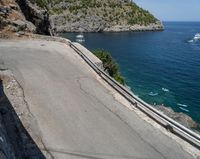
left=127, top=3, right=156, bottom=25
left=93, top=49, right=125, bottom=85
left=36, top=0, right=158, bottom=26
left=35, top=0, right=48, bottom=8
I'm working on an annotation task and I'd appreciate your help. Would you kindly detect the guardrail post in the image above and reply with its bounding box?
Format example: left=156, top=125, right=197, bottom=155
left=165, top=124, right=173, bottom=132
left=134, top=102, right=138, bottom=108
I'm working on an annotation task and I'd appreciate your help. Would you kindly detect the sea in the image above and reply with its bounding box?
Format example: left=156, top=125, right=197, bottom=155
left=61, top=22, right=200, bottom=125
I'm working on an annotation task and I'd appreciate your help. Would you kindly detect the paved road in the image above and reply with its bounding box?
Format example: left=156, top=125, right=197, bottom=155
left=0, top=40, right=195, bottom=159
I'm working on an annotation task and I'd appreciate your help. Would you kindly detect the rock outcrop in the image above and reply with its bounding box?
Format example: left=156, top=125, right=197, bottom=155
left=50, top=15, right=163, bottom=33
left=0, top=70, right=47, bottom=159
left=155, top=105, right=199, bottom=130
left=0, top=0, right=52, bottom=37
left=0, top=113, right=16, bottom=159
left=16, top=0, right=51, bottom=35
left=0, top=0, right=36, bottom=37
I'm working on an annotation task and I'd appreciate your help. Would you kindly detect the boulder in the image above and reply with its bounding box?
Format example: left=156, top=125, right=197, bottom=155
left=16, top=0, right=51, bottom=35
left=12, top=20, right=27, bottom=31
left=11, top=20, right=36, bottom=32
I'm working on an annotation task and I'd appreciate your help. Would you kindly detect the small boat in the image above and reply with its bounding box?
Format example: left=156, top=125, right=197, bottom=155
left=193, top=33, right=200, bottom=41
left=76, top=34, right=84, bottom=38
left=188, top=33, right=200, bottom=43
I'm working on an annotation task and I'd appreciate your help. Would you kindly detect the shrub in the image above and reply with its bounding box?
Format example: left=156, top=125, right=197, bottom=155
left=93, top=49, right=125, bottom=85
left=35, top=0, right=47, bottom=8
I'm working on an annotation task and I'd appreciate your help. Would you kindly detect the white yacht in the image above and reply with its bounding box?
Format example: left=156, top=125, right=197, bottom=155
left=76, top=34, right=84, bottom=38
left=193, top=33, right=200, bottom=40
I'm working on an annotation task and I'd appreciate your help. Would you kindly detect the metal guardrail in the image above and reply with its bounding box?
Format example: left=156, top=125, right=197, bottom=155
left=67, top=40, right=200, bottom=149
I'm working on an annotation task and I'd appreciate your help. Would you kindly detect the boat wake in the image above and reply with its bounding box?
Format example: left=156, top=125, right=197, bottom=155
left=148, top=92, right=158, bottom=97
left=76, top=34, right=85, bottom=43
left=188, top=33, right=200, bottom=43
left=179, top=107, right=189, bottom=112
left=177, top=103, right=189, bottom=112
left=177, top=103, right=188, bottom=107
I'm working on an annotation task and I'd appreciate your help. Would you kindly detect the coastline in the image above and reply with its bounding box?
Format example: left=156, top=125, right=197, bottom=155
left=102, top=23, right=164, bottom=32
left=60, top=31, right=199, bottom=132
left=50, top=15, right=164, bottom=33
left=93, top=50, right=199, bottom=131
left=66, top=37, right=200, bottom=151
left=53, top=23, right=164, bottom=33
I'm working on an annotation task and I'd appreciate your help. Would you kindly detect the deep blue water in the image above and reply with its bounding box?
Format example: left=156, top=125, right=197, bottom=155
left=62, top=22, right=200, bottom=124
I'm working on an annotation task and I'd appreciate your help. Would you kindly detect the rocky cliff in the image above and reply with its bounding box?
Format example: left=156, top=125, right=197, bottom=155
left=0, top=0, right=51, bottom=38
left=16, top=0, right=51, bottom=35
left=47, top=0, right=163, bottom=32
left=0, top=0, right=163, bottom=36
left=0, top=70, right=47, bottom=159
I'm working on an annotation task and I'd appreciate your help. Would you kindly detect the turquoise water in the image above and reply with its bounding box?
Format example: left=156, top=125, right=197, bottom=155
left=62, top=22, right=200, bottom=124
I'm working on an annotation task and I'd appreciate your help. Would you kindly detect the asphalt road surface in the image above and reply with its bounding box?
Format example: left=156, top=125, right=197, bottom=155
left=0, top=40, right=196, bottom=159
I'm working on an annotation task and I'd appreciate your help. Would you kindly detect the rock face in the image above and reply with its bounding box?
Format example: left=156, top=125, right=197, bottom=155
left=51, top=15, right=163, bottom=33
left=15, top=0, right=51, bottom=35
left=104, top=22, right=163, bottom=32
left=0, top=0, right=36, bottom=37
left=0, top=113, right=16, bottom=159
left=0, top=0, right=52, bottom=37
left=0, top=71, right=47, bottom=159
left=155, top=105, right=199, bottom=130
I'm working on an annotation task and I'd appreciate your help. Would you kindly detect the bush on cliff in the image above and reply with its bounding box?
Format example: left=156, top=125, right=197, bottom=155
left=93, top=49, right=125, bottom=85
left=35, top=0, right=48, bottom=8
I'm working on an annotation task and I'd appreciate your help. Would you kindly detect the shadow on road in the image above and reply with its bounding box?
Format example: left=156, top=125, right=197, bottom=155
left=0, top=80, right=46, bottom=159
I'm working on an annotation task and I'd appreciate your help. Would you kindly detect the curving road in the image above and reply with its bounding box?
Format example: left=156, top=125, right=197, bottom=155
left=0, top=40, right=196, bottom=159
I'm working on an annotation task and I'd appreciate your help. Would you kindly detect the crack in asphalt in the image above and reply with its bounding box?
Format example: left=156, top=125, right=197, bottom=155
left=41, top=147, right=159, bottom=159
left=76, top=77, right=167, bottom=159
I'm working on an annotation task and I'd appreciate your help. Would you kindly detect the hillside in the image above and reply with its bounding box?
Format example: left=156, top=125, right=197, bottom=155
left=37, top=0, right=164, bottom=32
left=0, top=0, right=163, bottom=37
